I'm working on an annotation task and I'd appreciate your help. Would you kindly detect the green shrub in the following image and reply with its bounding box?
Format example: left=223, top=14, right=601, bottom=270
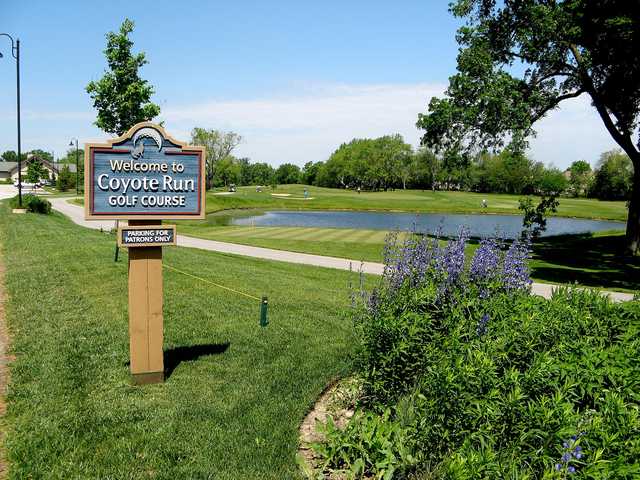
left=9, top=194, right=52, bottom=214
left=315, top=232, right=640, bottom=478
left=56, top=164, right=75, bottom=191
left=314, top=409, right=419, bottom=479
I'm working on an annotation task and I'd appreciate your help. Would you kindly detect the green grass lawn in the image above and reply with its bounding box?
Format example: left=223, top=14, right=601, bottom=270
left=529, top=231, right=640, bottom=292
left=0, top=203, right=368, bottom=479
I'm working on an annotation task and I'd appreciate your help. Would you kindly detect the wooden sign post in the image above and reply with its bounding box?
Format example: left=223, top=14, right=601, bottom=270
left=85, top=123, right=205, bottom=385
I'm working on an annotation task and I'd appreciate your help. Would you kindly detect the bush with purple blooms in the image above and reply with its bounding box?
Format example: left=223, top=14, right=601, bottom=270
left=314, top=231, right=640, bottom=479
left=356, top=229, right=533, bottom=404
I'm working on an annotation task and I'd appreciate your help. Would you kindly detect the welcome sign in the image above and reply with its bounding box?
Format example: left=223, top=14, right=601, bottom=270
left=84, top=123, right=206, bottom=385
left=85, top=122, right=206, bottom=220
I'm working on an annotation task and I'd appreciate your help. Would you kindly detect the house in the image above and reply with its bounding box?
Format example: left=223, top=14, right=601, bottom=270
left=0, top=162, right=18, bottom=181
left=0, top=155, right=77, bottom=182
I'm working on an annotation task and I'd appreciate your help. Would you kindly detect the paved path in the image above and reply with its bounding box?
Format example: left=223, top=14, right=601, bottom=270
left=49, top=198, right=635, bottom=302
left=0, top=185, right=18, bottom=201
left=50, top=197, right=120, bottom=231
left=0, top=184, right=52, bottom=201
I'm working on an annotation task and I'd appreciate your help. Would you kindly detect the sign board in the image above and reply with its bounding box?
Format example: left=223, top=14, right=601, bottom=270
left=118, top=225, right=176, bottom=248
left=84, top=122, right=206, bottom=220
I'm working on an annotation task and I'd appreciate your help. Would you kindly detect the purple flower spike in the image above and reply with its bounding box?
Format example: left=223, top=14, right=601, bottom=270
left=470, top=236, right=500, bottom=283
left=476, top=313, right=490, bottom=337
left=502, top=233, right=532, bottom=291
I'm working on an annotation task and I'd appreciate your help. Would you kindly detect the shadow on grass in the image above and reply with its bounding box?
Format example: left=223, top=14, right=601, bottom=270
left=164, top=343, right=230, bottom=379
left=530, top=232, right=640, bottom=291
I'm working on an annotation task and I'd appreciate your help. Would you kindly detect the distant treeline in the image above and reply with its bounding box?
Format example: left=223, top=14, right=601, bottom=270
left=212, top=135, right=632, bottom=201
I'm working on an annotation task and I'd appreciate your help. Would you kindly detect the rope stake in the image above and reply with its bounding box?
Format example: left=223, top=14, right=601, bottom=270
left=260, top=296, right=269, bottom=327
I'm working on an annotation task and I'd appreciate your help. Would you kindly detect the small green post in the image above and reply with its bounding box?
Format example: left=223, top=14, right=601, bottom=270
left=114, top=220, right=120, bottom=262
left=260, top=296, right=268, bottom=327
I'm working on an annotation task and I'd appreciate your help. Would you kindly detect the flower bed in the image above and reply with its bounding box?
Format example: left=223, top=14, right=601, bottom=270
left=314, top=230, right=640, bottom=479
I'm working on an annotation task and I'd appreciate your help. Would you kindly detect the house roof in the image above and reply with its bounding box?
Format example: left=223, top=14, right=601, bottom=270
left=0, top=162, right=18, bottom=173
left=0, top=160, right=76, bottom=174
left=56, top=163, right=77, bottom=173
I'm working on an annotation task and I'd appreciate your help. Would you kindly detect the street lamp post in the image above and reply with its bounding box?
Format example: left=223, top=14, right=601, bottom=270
left=1, top=33, right=22, bottom=207
left=69, top=138, right=79, bottom=196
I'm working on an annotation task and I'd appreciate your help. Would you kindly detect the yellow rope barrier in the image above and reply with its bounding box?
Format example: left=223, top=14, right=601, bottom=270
left=163, top=263, right=261, bottom=301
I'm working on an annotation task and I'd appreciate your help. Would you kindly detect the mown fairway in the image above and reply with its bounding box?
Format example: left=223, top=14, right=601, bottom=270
left=177, top=224, right=397, bottom=263
left=0, top=203, right=366, bottom=479
left=200, top=185, right=628, bottom=221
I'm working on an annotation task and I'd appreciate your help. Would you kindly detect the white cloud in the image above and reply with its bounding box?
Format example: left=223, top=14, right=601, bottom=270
left=528, top=95, right=619, bottom=168
left=0, top=83, right=624, bottom=169
left=160, top=83, right=445, bottom=166
left=161, top=84, right=622, bottom=169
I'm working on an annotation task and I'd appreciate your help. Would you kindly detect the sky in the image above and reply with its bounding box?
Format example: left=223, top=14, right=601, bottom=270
left=0, top=0, right=619, bottom=169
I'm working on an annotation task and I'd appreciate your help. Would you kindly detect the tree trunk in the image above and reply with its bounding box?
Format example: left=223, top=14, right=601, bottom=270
left=586, top=90, right=640, bottom=256
left=626, top=164, right=640, bottom=256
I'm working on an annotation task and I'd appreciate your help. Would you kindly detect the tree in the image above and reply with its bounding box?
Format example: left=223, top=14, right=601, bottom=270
left=537, top=167, right=568, bottom=196
left=415, top=147, right=440, bottom=190
left=58, top=147, right=85, bottom=166
left=26, top=158, right=45, bottom=183
left=376, top=135, right=413, bottom=190
left=237, top=158, right=252, bottom=185
left=86, top=18, right=160, bottom=135
left=29, top=149, right=53, bottom=163
left=589, top=149, right=633, bottom=201
left=302, top=161, right=323, bottom=186
left=1, top=151, right=26, bottom=163
left=322, top=135, right=414, bottom=190
left=191, top=128, right=242, bottom=189
left=213, top=156, right=242, bottom=187
left=396, top=151, right=414, bottom=189
left=471, top=150, right=537, bottom=195
left=568, top=160, right=592, bottom=197
left=417, top=1, right=640, bottom=255
left=250, top=163, right=275, bottom=186
left=275, top=163, right=301, bottom=184
left=519, top=195, right=560, bottom=239
left=56, top=165, right=75, bottom=192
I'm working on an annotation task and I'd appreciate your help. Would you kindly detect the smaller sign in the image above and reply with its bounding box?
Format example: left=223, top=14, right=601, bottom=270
left=118, top=225, right=177, bottom=248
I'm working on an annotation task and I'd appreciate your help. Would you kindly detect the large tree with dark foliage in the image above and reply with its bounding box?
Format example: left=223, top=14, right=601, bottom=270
left=417, top=1, right=640, bottom=255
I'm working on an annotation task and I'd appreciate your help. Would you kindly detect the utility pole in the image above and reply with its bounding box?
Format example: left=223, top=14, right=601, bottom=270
left=1, top=33, right=22, bottom=206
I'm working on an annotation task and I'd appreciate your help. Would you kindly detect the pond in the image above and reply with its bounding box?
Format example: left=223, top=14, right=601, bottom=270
left=230, top=210, right=624, bottom=238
